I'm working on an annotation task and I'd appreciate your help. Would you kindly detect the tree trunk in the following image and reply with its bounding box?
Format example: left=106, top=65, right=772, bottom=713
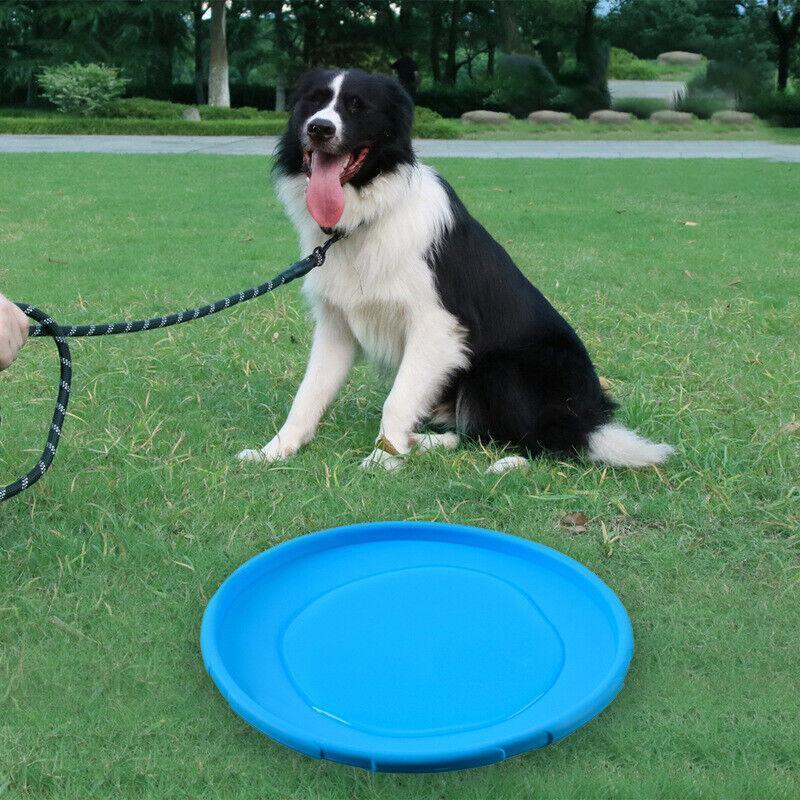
left=497, top=0, right=521, bottom=52
left=193, top=1, right=205, bottom=105
left=273, top=0, right=287, bottom=110
left=768, top=6, right=800, bottom=92
left=399, top=0, right=413, bottom=54
left=302, top=5, right=319, bottom=67
left=429, top=3, right=442, bottom=82
left=208, top=0, right=230, bottom=108
left=444, top=0, right=461, bottom=85
left=26, top=72, right=36, bottom=106
left=777, top=41, right=790, bottom=90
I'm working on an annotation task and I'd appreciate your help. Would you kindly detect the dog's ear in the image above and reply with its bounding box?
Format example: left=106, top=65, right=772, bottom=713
left=286, top=68, right=331, bottom=111
left=385, top=79, right=414, bottom=138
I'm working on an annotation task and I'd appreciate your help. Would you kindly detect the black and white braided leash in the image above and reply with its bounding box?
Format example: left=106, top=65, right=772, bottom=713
left=1, top=233, right=342, bottom=504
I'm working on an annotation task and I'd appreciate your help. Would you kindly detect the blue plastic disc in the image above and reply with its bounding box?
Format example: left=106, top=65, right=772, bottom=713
left=201, top=522, right=633, bottom=773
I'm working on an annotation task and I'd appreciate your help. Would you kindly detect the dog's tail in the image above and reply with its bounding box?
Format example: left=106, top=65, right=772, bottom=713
left=587, top=423, right=674, bottom=468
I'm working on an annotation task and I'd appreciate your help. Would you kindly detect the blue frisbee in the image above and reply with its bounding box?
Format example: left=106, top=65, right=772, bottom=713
left=201, top=522, right=633, bottom=772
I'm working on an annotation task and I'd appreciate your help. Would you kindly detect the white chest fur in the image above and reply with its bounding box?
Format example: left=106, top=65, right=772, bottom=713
left=277, top=163, right=465, bottom=372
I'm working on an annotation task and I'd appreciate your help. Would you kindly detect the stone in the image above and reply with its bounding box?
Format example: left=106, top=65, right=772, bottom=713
left=460, top=110, right=511, bottom=124
left=588, top=110, right=633, bottom=124
left=650, top=110, right=696, bottom=125
left=528, top=110, right=573, bottom=124
left=182, top=107, right=201, bottom=122
left=711, top=110, right=755, bottom=125
left=657, top=51, right=704, bottom=66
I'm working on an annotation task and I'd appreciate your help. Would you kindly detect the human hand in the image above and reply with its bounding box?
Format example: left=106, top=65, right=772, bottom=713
left=0, top=293, right=28, bottom=370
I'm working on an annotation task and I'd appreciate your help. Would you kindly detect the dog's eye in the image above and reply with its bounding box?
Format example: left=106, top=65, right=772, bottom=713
left=346, top=96, right=363, bottom=114
left=307, top=88, right=330, bottom=104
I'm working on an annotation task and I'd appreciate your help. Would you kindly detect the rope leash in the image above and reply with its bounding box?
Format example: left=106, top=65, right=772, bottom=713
left=1, top=233, right=342, bottom=504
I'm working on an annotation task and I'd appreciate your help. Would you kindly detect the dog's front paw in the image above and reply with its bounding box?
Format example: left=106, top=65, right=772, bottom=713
left=360, top=448, right=404, bottom=472
left=237, top=433, right=299, bottom=463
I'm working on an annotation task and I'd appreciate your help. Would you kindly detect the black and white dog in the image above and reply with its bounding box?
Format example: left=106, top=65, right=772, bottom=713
left=238, top=69, right=673, bottom=473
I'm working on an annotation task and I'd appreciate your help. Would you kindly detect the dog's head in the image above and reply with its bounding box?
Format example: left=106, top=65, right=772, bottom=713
left=275, top=69, right=414, bottom=230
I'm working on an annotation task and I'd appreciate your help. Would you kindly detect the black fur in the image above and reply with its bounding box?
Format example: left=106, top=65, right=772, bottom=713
left=428, top=181, right=616, bottom=456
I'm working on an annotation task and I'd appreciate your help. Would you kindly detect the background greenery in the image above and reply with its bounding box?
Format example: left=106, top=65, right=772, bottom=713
left=1, top=153, right=798, bottom=799
left=1, top=1, right=799, bottom=122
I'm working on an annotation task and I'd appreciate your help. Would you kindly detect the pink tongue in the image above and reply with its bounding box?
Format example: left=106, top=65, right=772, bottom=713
left=307, top=151, right=348, bottom=228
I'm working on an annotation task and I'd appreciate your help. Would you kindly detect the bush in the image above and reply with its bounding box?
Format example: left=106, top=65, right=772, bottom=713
left=0, top=116, right=290, bottom=136
left=674, top=89, right=730, bottom=119
left=611, top=97, right=668, bottom=118
left=748, top=91, right=800, bottom=128
left=416, top=84, right=495, bottom=118
left=104, top=97, right=287, bottom=121
left=552, top=84, right=610, bottom=118
left=608, top=48, right=660, bottom=80
left=412, top=106, right=460, bottom=138
left=701, top=59, right=771, bottom=101
left=487, top=54, right=558, bottom=118
left=105, top=97, right=183, bottom=118
left=39, top=63, right=127, bottom=116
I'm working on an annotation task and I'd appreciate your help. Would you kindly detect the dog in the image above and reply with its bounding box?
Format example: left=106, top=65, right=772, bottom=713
left=238, top=68, right=674, bottom=473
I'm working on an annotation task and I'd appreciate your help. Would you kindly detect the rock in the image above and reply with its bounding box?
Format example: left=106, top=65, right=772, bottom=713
left=588, top=110, right=633, bottom=124
left=650, top=110, right=696, bottom=125
left=528, top=110, right=573, bottom=124
left=182, top=107, right=201, bottom=122
left=461, top=110, right=511, bottom=124
left=711, top=110, right=755, bottom=125
left=657, top=51, right=704, bottom=66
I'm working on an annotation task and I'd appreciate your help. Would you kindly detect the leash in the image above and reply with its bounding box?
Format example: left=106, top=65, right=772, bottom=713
left=1, top=233, right=342, bottom=504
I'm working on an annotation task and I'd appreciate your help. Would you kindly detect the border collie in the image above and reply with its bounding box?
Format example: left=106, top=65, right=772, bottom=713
left=238, top=69, right=674, bottom=473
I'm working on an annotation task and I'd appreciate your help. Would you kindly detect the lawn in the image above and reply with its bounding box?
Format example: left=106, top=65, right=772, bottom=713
left=0, top=154, right=798, bottom=800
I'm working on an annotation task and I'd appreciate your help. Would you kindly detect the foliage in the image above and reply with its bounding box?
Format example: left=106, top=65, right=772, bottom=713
left=603, top=0, right=718, bottom=59
left=674, top=88, right=731, bottom=118
left=104, top=97, right=276, bottom=120
left=551, top=83, right=610, bottom=118
left=38, top=62, right=127, bottom=116
left=608, top=47, right=660, bottom=79
left=416, top=83, right=496, bottom=118
left=611, top=96, right=668, bottom=118
left=748, top=88, right=800, bottom=126
left=486, top=54, right=559, bottom=118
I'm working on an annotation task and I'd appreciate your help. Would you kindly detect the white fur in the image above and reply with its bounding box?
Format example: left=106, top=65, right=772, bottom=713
left=587, top=423, right=675, bottom=468
left=304, top=72, right=345, bottom=145
left=240, top=163, right=468, bottom=467
left=486, top=455, right=529, bottom=475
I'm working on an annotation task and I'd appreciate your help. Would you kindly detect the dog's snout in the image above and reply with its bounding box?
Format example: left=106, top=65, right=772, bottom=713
left=307, top=118, right=336, bottom=141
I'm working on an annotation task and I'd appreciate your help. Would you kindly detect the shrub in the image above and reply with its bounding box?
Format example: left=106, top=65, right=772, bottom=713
left=611, top=97, right=668, bottom=119
left=608, top=48, right=660, bottom=80
left=416, top=84, right=495, bottom=118
left=747, top=91, right=800, bottom=128
left=105, top=97, right=182, bottom=118
left=674, top=89, right=730, bottom=119
left=104, top=97, right=288, bottom=121
left=487, top=54, right=558, bottom=118
left=39, top=63, right=127, bottom=116
left=552, top=84, right=610, bottom=118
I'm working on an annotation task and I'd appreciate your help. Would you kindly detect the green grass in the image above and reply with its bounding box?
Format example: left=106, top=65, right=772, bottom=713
left=1, top=155, right=799, bottom=799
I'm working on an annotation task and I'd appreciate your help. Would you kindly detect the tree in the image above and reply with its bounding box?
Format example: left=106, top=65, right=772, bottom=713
left=192, top=1, right=205, bottom=104
left=767, top=0, right=800, bottom=90
left=208, top=0, right=229, bottom=107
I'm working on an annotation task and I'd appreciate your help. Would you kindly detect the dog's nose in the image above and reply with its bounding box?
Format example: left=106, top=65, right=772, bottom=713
left=307, top=118, right=336, bottom=141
